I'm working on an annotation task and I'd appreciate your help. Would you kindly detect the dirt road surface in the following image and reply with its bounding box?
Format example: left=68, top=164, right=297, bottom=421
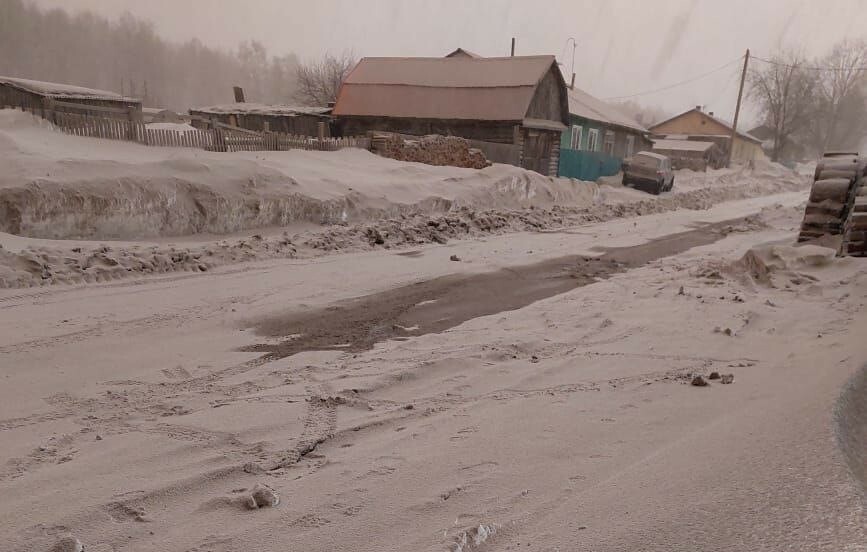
left=1, top=190, right=866, bottom=551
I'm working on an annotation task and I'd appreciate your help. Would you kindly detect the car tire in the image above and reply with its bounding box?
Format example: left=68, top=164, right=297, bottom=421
left=656, top=179, right=664, bottom=195
left=669, top=177, right=675, bottom=191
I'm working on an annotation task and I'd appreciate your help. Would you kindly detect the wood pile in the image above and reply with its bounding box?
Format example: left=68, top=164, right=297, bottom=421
left=371, top=133, right=490, bottom=169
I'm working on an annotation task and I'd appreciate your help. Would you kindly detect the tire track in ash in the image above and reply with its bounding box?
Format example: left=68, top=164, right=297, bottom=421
left=241, top=218, right=754, bottom=361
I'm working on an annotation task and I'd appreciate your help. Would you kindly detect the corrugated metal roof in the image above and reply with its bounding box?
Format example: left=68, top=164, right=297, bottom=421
left=333, top=55, right=562, bottom=122
left=190, top=103, right=330, bottom=116
left=652, top=139, right=717, bottom=152
left=566, top=86, right=647, bottom=133
left=0, top=76, right=137, bottom=102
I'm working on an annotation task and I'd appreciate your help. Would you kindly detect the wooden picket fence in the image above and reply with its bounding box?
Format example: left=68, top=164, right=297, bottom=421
left=2, top=105, right=370, bottom=153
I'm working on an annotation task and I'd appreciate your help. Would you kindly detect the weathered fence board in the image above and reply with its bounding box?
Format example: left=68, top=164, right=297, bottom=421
left=2, top=105, right=370, bottom=153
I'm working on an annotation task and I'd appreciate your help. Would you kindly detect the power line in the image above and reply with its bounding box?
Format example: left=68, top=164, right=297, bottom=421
left=602, top=56, right=744, bottom=100
left=706, top=64, right=744, bottom=116
left=751, top=54, right=867, bottom=72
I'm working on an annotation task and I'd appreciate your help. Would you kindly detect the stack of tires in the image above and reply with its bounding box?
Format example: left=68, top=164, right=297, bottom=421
left=798, top=153, right=866, bottom=257
left=841, top=169, right=867, bottom=256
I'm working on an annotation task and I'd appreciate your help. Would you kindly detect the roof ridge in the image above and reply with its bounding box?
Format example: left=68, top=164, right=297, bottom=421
left=648, top=107, right=761, bottom=143
left=359, top=55, right=555, bottom=61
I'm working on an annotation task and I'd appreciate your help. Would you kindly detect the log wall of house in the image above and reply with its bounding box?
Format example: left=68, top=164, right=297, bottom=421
left=338, top=116, right=519, bottom=144
left=525, top=66, right=568, bottom=124
left=520, top=127, right=561, bottom=176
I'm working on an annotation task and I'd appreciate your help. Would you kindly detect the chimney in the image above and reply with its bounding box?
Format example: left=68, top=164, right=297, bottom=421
left=709, top=111, right=714, bottom=117
left=695, top=105, right=702, bottom=112
left=233, top=86, right=246, bottom=103
left=511, top=37, right=515, bottom=57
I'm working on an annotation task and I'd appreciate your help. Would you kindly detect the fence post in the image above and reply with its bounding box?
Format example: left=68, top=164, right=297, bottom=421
left=127, top=106, right=137, bottom=141
left=215, top=128, right=226, bottom=152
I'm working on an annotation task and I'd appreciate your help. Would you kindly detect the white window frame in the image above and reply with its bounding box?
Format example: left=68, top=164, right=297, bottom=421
left=626, top=135, right=635, bottom=157
left=603, top=130, right=615, bottom=155
left=570, top=125, right=583, bottom=150
left=587, top=128, right=600, bottom=152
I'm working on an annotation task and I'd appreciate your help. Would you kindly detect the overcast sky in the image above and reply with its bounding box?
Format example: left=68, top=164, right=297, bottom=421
left=31, top=0, right=867, bottom=122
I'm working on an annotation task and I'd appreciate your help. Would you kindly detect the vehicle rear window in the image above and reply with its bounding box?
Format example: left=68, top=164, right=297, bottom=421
left=633, top=154, right=660, bottom=168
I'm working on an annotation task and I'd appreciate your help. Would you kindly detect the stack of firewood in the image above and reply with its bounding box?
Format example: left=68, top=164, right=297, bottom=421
left=371, top=133, right=490, bottom=169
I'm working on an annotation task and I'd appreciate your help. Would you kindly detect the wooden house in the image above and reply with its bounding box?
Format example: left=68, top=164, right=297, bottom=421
left=0, top=76, right=141, bottom=120
left=559, top=86, right=652, bottom=180
left=188, top=103, right=332, bottom=136
left=648, top=107, right=765, bottom=164
left=332, top=55, right=569, bottom=176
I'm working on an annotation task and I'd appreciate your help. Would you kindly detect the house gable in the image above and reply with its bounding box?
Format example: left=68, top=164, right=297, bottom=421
left=649, top=109, right=731, bottom=137
left=525, top=63, right=569, bottom=126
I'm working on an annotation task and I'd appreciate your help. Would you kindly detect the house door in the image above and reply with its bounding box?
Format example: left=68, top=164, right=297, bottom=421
left=521, top=129, right=551, bottom=175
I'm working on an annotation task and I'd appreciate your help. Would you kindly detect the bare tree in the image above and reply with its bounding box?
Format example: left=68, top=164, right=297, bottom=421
left=0, top=0, right=302, bottom=111
left=748, top=50, right=817, bottom=162
left=807, top=39, right=867, bottom=153
left=294, top=52, right=356, bottom=107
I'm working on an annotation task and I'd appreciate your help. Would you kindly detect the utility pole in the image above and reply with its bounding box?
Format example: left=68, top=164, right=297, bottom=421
left=511, top=37, right=515, bottom=57
left=727, top=49, right=750, bottom=168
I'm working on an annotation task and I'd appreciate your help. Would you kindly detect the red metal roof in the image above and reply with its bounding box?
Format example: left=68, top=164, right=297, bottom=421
left=333, top=55, right=563, bottom=122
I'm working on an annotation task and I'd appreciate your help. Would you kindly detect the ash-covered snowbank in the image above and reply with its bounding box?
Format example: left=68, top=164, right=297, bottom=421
left=0, top=110, right=593, bottom=239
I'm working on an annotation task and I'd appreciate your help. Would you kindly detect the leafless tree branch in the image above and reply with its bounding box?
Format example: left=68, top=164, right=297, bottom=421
left=294, top=51, right=356, bottom=107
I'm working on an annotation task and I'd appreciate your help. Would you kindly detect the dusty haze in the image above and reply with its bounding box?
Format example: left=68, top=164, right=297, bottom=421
left=29, top=0, right=867, bottom=121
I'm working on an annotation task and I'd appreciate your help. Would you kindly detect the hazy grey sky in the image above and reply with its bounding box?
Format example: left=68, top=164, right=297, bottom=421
left=31, top=0, right=867, bottom=121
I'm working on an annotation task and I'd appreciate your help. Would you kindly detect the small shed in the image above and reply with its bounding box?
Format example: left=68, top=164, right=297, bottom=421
left=0, top=76, right=141, bottom=120
left=188, top=103, right=332, bottom=136
left=651, top=138, right=723, bottom=171
left=332, top=55, right=569, bottom=176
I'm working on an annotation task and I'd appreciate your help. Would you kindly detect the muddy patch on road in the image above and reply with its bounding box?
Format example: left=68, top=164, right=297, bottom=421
left=242, top=218, right=753, bottom=360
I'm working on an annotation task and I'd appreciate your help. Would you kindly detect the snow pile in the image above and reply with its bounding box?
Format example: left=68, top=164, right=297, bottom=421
left=692, top=243, right=838, bottom=288
left=190, top=103, right=329, bottom=116
left=0, top=109, right=815, bottom=288
left=0, top=109, right=592, bottom=239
